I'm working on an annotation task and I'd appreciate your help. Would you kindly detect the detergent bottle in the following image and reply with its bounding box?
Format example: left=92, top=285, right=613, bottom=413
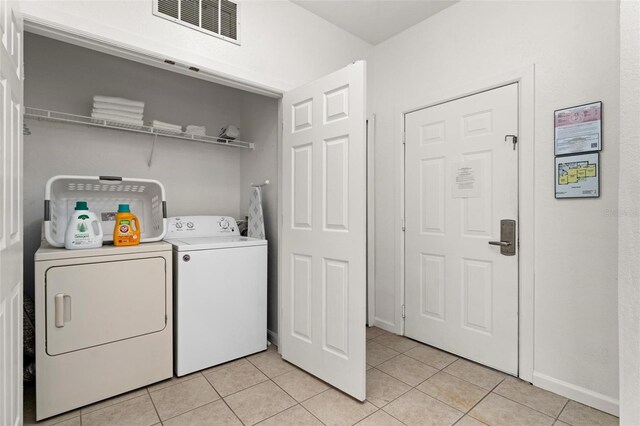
left=113, top=204, right=141, bottom=246
left=64, top=201, right=104, bottom=249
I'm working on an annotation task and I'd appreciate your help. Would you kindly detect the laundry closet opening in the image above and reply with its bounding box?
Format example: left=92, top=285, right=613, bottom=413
left=22, top=33, right=280, bottom=337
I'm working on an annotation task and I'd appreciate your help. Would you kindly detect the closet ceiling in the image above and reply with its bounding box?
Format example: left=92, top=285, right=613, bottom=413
left=291, top=0, right=459, bottom=45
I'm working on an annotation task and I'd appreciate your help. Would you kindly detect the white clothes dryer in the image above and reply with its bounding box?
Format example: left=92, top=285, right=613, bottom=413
left=165, top=216, right=267, bottom=376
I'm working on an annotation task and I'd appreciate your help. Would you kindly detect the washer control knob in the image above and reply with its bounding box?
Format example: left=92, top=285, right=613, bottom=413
left=220, top=218, right=230, bottom=230
left=183, top=255, right=191, bottom=262
left=186, top=222, right=194, bottom=229
left=175, top=222, right=183, bottom=229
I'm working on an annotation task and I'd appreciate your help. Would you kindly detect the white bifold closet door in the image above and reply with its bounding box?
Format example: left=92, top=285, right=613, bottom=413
left=0, top=1, right=24, bottom=425
left=281, top=61, right=367, bottom=400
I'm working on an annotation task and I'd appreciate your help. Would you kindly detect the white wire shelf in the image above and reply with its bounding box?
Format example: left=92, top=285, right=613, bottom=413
left=24, top=107, right=254, bottom=150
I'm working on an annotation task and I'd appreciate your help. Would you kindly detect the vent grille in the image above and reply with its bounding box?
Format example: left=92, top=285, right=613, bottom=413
left=155, top=0, right=239, bottom=43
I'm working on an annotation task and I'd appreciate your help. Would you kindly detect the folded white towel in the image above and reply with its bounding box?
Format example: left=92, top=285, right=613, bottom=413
left=93, top=96, right=145, bottom=109
left=151, top=120, right=182, bottom=131
left=91, top=112, right=144, bottom=126
left=92, top=108, right=143, bottom=120
left=93, top=101, right=144, bottom=114
left=186, top=125, right=207, bottom=136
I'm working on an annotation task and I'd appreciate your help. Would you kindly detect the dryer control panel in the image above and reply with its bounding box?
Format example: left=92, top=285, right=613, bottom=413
left=166, top=216, right=239, bottom=238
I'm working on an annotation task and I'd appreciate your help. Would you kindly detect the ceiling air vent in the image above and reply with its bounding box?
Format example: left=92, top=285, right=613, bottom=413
left=154, top=0, right=239, bottom=44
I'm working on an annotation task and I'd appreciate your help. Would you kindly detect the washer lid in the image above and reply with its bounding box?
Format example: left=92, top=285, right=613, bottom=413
left=167, top=235, right=267, bottom=251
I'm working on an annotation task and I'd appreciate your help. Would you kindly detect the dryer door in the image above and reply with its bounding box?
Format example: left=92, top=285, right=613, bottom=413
left=46, top=257, right=167, bottom=355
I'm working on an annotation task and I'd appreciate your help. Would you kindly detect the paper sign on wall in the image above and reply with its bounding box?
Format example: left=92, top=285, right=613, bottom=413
left=452, top=160, right=483, bottom=198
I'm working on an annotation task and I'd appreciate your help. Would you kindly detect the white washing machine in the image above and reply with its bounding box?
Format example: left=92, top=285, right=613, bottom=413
left=34, top=241, right=173, bottom=420
left=165, top=216, right=267, bottom=376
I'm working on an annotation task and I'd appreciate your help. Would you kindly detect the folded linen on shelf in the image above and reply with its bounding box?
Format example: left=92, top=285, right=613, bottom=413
left=92, top=108, right=143, bottom=120
left=185, top=125, right=206, bottom=136
left=92, top=101, right=144, bottom=114
left=93, top=96, right=145, bottom=109
left=91, top=112, right=144, bottom=126
left=151, top=120, right=182, bottom=131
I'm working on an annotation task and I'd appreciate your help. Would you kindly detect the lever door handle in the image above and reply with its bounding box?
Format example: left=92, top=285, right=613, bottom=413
left=488, top=241, right=511, bottom=247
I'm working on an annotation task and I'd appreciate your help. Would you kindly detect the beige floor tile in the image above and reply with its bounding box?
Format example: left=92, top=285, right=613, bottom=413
left=367, top=327, right=388, bottom=340
left=81, top=394, right=159, bottom=426
left=377, top=354, right=439, bottom=386
left=455, top=415, right=487, bottom=426
left=80, top=388, right=148, bottom=414
left=249, top=351, right=296, bottom=378
left=201, top=357, right=250, bottom=374
left=443, top=359, right=505, bottom=390
left=383, top=389, right=463, bottom=426
left=224, top=380, right=296, bottom=426
left=247, top=344, right=278, bottom=360
left=257, top=404, right=323, bottom=425
left=302, top=389, right=377, bottom=426
left=469, top=393, right=554, bottom=426
left=494, top=377, right=568, bottom=418
left=372, top=333, right=419, bottom=353
left=162, top=400, right=242, bottom=426
left=49, top=418, right=81, bottom=426
left=367, top=364, right=374, bottom=370
left=203, top=359, right=269, bottom=396
left=555, top=421, right=571, bottom=426
left=417, top=371, right=489, bottom=412
left=367, top=341, right=400, bottom=366
left=356, top=410, right=404, bottom=425
left=146, top=372, right=202, bottom=393
left=366, top=369, right=411, bottom=408
left=149, top=375, right=220, bottom=420
left=272, top=368, right=330, bottom=402
left=557, top=401, right=619, bottom=426
left=404, top=344, right=458, bottom=370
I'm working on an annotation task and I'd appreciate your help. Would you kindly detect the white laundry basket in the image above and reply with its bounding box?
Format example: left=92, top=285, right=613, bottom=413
left=44, top=175, right=167, bottom=247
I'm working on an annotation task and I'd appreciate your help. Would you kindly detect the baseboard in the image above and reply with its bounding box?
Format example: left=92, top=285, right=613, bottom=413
left=372, top=317, right=396, bottom=333
left=532, top=371, right=619, bottom=416
left=267, top=329, right=279, bottom=347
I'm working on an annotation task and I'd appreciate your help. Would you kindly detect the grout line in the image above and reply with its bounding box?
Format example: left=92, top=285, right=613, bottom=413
left=557, top=399, right=571, bottom=421
left=492, top=387, right=566, bottom=420
left=146, top=387, right=163, bottom=425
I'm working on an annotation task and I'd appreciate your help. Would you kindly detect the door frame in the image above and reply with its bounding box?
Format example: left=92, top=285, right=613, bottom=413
left=396, top=66, right=535, bottom=381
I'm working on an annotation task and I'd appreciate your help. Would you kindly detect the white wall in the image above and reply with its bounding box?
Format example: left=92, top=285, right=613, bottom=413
left=618, top=2, right=640, bottom=424
left=20, top=0, right=371, bottom=93
left=23, top=34, right=274, bottom=298
left=238, top=93, right=280, bottom=338
left=370, top=0, right=620, bottom=414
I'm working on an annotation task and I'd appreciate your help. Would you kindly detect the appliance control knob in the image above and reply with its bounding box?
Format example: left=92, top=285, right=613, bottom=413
left=186, top=222, right=194, bottom=229
left=183, top=255, right=191, bottom=262
left=220, top=219, right=229, bottom=229
left=175, top=222, right=183, bottom=229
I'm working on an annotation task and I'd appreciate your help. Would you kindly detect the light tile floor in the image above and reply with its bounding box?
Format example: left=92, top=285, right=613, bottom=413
left=24, top=328, right=619, bottom=426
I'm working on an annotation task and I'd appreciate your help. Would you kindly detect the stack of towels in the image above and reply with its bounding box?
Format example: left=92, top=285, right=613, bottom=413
left=151, top=120, right=182, bottom=134
left=186, top=125, right=206, bottom=137
left=92, top=96, right=145, bottom=126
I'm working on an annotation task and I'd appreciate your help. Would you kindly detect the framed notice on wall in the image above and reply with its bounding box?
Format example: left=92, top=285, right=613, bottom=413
left=555, top=152, right=600, bottom=199
left=554, top=101, right=602, bottom=155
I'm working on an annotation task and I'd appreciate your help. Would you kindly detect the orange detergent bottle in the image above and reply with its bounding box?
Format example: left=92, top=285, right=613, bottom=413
left=113, top=204, right=141, bottom=246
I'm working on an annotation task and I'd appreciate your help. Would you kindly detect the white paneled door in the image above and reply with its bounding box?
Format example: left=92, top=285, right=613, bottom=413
left=404, top=84, right=518, bottom=374
left=281, top=61, right=366, bottom=400
left=0, top=0, right=23, bottom=425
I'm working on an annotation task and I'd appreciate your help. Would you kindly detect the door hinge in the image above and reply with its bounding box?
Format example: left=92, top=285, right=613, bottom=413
left=402, top=304, right=406, bottom=319
left=402, top=131, right=406, bottom=145
left=402, top=218, right=405, bottom=232
left=505, top=134, right=518, bottom=150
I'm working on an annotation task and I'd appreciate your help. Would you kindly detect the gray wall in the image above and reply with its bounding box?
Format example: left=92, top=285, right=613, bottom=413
left=24, top=34, right=279, bottom=336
